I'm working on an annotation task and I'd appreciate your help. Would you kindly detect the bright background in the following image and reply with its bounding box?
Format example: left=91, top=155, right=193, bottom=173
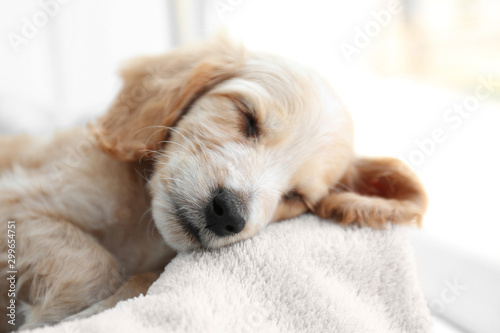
left=1, top=1, right=499, bottom=332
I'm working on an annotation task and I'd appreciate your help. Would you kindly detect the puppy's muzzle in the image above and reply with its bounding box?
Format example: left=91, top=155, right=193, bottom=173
left=205, top=189, right=245, bottom=236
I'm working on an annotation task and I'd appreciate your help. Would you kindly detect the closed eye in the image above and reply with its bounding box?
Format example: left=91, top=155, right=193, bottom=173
left=243, top=112, right=258, bottom=138
left=234, top=97, right=259, bottom=138
left=216, top=93, right=260, bottom=139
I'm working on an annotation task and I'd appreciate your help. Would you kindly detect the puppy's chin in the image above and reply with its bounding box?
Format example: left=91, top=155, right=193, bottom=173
left=201, top=228, right=256, bottom=250
left=152, top=207, right=257, bottom=252
left=151, top=217, right=195, bottom=253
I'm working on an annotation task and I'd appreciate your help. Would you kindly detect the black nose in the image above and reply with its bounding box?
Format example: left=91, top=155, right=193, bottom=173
left=205, top=189, right=246, bottom=236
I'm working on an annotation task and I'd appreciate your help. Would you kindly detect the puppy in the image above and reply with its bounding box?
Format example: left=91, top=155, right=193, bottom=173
left=0, top=36, right=426, bottom=331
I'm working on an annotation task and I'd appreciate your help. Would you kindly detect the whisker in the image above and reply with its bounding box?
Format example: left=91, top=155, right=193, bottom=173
left=147, top=216, right=156, bottom=240
left=161, top=177, right=186, bottom=185
left=134, top=168, right=151, bottom=185
left=163, top=127, right=194, bottom=144
left=131, top=125, right=168, bottom=138
left=334, top=182, right=355, bottom=193
left=140, top=207, right=152, bottom=225
left=160, top=141, right=197, bottom=160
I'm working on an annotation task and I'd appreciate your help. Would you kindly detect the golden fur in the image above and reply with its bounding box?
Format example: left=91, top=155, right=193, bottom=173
left=0, top=35, right=426, bottom=331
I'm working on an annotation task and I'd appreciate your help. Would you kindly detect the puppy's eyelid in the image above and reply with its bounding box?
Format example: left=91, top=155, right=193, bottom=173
left=234, top=97, right=259, bottom=138
left=243, top=112, right=258, bottom=138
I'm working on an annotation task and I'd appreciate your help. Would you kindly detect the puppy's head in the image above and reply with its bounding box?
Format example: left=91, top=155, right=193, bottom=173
left=93, top=36, right=427, bottom=251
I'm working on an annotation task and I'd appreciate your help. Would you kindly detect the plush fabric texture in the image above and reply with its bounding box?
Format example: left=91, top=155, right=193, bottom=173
left=29, top=215, right=431, bottom=333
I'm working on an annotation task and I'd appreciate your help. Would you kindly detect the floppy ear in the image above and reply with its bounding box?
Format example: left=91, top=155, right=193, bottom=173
left=315, top=157, right=427, bottom=228
left=90, top=37, right=244, bottom=161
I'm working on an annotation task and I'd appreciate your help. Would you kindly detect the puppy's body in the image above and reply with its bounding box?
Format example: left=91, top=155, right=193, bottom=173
left=0, top=129, right=172, bottom=329
left=1, top=129, right=170, bottom=270
left=0, top=36, right=427, bottom=331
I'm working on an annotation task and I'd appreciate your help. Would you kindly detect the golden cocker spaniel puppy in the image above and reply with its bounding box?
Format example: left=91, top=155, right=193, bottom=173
left=0, top=36, right=426, bottom=331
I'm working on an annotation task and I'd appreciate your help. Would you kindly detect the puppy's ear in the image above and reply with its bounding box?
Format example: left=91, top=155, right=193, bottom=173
left=91, top=36, right=244, bottom=161
left=315, top=157, right=427, bottom=228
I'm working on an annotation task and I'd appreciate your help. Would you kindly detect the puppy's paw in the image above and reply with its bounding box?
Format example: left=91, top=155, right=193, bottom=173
left=316, top=192, right=423, bottom=228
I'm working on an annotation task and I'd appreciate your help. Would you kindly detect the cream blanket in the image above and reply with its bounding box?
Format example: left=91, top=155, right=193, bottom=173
left=31, top=215, right=431, bottom=333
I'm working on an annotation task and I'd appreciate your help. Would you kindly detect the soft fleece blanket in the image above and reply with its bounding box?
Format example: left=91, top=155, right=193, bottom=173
left=30, top=215, right=431, bottom=333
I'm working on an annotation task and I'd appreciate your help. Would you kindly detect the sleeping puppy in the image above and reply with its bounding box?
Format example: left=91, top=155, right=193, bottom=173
left=0, top=36, right=426, bottom=331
